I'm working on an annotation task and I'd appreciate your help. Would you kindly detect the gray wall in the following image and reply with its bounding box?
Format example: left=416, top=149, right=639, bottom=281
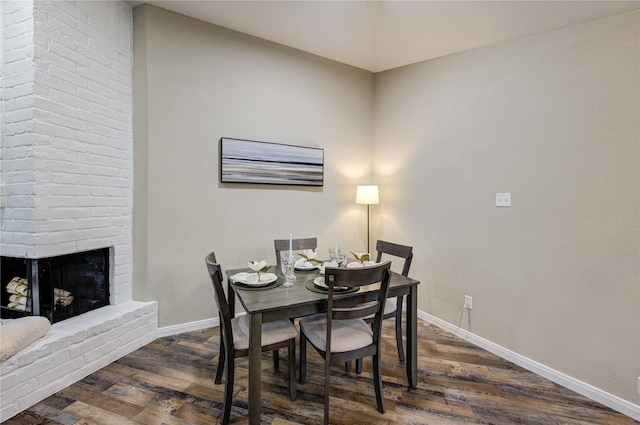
left=373, top=10, right=639, bottom=404
left=133, top=4, right=639, bottom=407
left=133, top=5, right=374, bottom=326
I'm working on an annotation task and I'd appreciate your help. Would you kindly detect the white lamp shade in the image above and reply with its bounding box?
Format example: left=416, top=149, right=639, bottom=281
left=356, top=185, right=379, bottom=205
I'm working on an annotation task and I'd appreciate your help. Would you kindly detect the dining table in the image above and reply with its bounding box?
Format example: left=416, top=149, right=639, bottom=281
left=225, top=264, right=420, bottom=425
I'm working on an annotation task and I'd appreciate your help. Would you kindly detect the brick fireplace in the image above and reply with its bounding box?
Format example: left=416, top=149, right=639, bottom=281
left=1, top=1, right=157, bottom=420
left=1, top=248, right=110, bottom=323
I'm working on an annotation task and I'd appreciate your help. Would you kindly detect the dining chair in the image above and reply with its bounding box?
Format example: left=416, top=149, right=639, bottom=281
left=373, top=240, right=413, bottom=359
left=274, top=237, right=318, bottom=265
left=299, top=261, right=392, bottom=425
left=205, top=252, right=298, bottom=424
left=347, top=240, right=414, bottom=374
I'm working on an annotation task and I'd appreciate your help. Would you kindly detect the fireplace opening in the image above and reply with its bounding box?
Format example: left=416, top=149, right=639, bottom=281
left=1, top=248, right=110, bottom=323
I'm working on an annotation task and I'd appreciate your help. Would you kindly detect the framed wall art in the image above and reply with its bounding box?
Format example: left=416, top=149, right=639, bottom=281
left=220, top=137, right=324, bottom=186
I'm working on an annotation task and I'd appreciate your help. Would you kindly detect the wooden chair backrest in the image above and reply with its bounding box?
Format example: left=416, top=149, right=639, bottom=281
left=375, top=240, right=413, bottom=277
left=274, top=237, right=318, bottom=264
left=205, top=252, right=233, bottom=351
left=323, top=260, right=392, bottom=353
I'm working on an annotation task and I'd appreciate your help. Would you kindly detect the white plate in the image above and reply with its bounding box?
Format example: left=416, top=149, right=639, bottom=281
left=313, top=276, right=347, bottom=291
left=295, top=259, right=317, bottom=270
left=231, top=272, right=277, bottom=287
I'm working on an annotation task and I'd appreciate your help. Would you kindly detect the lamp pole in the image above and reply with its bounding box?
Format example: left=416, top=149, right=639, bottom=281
left=356, top=185, right=379, bottom=254
left=366, top=203, right=371, bottom=253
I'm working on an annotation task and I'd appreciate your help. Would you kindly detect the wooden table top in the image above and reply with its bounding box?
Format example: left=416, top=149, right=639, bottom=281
left=225, top=267, right=419, bottom=317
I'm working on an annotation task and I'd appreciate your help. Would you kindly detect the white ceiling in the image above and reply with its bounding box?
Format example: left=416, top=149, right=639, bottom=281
left=141, top=0, right=640, bottom=72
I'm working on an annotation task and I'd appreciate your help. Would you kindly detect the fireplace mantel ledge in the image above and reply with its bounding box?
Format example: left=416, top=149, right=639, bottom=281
left=0, top=300, right=158, bottom=421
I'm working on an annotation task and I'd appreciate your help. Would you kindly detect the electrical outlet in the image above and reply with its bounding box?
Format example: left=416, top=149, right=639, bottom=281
left=496, top=192, right=511, bottom=207
left=464, top=295, right=473, bottom=310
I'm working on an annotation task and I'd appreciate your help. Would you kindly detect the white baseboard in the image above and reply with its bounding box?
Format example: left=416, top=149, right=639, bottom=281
left=419, top=311, right=640, bottom=422
left=157, top=317, right=219, bottom=338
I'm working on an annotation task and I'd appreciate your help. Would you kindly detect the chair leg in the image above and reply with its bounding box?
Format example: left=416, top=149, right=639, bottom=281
left=300, top=332, right=307, bottom=384
left=324, top=354, right=331, bottom=425
left=356, top=357, right=363, bottom=374
left=372, top=352, right=386, bottom=414
left=396, top=296, right=405, bottom=362
left=345, top=360, right=351, bottom=372
left=288, top=339, right=297, bottom=401
left=215, top=333, right=225, bottom=385
left=221, top=355, right=234, bottom=425
left=273, top=349, right=280, bottom=370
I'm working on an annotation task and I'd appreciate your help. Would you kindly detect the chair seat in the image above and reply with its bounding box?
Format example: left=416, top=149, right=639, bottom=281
left=232, top=315, right=299, bottom=350
left=363, top=297, right=397, bottom=320
left=299, top=314, right=372, bottom=353
left=384, top=297, right=397, bottom=315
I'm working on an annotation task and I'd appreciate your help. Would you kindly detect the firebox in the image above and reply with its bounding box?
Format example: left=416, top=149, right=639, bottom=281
left=1, top=248, right=110, bottom=323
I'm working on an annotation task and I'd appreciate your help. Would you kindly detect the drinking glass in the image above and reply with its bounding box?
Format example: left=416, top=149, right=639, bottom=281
left=329, top=248, right=346, bottom=267
left=280, top=251, right=296, bottom=287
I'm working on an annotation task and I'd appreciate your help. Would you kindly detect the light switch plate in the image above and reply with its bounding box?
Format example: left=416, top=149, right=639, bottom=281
left=496, top=193, right=511, bottom=207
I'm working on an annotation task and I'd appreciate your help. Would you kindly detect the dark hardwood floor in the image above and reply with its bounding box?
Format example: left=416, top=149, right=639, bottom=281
left=3, top=318, right=637, bottom=425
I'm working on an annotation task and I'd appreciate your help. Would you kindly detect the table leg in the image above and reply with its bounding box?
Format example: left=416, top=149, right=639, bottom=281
left=248, top=312, right=262, bottom=425
left=406, top=285, right=418, bottom=387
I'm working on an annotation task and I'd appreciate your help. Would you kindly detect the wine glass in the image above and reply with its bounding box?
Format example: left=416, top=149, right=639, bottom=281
left=280, top=251, right=296, bottom=287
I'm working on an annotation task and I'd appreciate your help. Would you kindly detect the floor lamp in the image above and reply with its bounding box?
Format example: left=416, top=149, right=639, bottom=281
left=356, top=185, right=379, bottom=253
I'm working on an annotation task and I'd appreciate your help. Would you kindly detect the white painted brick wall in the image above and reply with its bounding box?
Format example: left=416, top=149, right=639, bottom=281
left=30, top=1, right=134, bottom=307
left=1, top=0, right=36, bottom=258
left=0, top=2, right=157, bottom=422
left=2, top=0, right=134, bottom=305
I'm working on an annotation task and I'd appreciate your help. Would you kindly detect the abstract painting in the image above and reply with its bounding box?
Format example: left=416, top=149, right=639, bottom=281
left=220, top=137, right=324, bottom=186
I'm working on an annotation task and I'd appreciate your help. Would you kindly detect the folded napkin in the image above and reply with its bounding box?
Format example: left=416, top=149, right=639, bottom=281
left=230, top=272, right=247, bottom=281
left=295, top=259, right=315, bottom=268
left=346, top=261, right=377, bottom=268
left=231, top=272, right=270, bottom=285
